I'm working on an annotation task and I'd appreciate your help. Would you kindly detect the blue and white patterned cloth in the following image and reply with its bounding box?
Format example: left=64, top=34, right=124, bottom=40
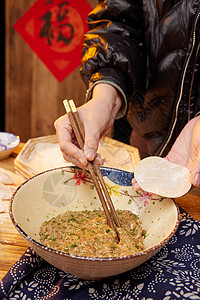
left=0, top=208, right=200, bottom=300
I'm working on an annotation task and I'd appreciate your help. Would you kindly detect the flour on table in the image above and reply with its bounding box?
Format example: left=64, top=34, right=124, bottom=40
left=0, top=199, right=9, bottom=213
left=0, top=168, right=23, bottom=213
left=0, top=182, right=16, bottom=200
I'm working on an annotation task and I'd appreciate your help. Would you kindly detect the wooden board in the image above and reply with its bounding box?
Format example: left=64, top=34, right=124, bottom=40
left=13, top=135, right=141, bottom=178
left=0, top=169, right=28, bottom=280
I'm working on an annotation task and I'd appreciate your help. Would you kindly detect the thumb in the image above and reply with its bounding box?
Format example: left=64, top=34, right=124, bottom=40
left=187, top=147, right=200, bottom=187
left=83, top=125, right=100, bottom=161
left=192, top=153, right=200, bottom=187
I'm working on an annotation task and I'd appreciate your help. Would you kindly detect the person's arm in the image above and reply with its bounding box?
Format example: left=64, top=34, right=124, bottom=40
left=132, top=116, right=200, bottom=189
left=55, top=0, right=146, bottom=167
left=54, top=83, right=122, bottom=168
left=81, top=0, right=146, bottom=106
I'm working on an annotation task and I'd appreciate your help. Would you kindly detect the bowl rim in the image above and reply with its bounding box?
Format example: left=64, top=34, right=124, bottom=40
left=9, top=166, right=180, bottom=261
left=0, top=132, right=20, bottom=151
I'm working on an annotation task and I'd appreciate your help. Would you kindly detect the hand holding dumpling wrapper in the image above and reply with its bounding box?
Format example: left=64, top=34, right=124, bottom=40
left=134, top=156, right=191, bottom=198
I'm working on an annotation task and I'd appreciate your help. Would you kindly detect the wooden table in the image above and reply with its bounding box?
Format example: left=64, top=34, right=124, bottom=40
left=0, top=148, right=200, bottom=280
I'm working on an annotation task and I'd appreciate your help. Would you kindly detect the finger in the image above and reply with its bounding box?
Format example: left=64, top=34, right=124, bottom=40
left=55, top=118, right=88, bottom=167
left=61, top=139, right=88, bottom=167
left=62, top=153, right=87, bottom=170
left=190, top=149, right=200, bottom=187
left=84, top=126, right=100, bottom=161
left=131, top=178, right=141, bottom=190
left=95, top=153, right=104, bottom=165
left=166, top=135, right=189, bottom=167
left=193, top=173, right=200, bottom=187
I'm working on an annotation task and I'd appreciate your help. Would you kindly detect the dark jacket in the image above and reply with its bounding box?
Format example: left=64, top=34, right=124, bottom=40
left=80, top=0, right=200, bottom=156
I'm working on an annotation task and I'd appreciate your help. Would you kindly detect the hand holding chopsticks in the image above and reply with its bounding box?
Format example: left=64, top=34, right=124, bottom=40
left=63, top=99, right=120, bottom=242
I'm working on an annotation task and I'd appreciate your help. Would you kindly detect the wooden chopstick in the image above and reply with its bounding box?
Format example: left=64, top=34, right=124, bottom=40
left=63, top=99, right=120, bottom=241
left=68, top=99, right=120, bottom=227
left=68, top=100, right=121, bottom=228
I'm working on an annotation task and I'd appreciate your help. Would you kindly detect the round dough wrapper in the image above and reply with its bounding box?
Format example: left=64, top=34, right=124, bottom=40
left=134, top=156, right=191, bottom=198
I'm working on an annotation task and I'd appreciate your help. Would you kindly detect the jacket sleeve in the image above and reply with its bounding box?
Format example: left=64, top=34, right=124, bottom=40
left=80, top=0, right=146, bottom=105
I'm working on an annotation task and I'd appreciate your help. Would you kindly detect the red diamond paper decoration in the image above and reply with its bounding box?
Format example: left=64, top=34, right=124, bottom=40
left=14, top=0, right=92, bottom=82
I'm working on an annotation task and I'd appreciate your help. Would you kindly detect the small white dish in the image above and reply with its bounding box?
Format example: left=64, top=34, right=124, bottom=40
left=0, top=132, right=20, bottom=160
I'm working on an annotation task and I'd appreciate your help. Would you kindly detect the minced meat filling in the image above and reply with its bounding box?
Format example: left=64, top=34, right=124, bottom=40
left=39, top=210, right=146, bottom=257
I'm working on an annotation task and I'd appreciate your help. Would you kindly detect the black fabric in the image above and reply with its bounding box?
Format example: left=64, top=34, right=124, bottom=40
left=80, top=0, right=200, bottom=156
left=113, top=116, right=132, bottom=145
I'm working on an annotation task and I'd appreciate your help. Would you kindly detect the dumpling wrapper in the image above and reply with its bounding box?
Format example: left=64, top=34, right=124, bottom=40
left=134, top=156, right=191, bottom=198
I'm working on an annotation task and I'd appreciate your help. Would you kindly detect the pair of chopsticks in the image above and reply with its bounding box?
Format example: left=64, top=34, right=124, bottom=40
left=63, top=99, right=121, bottom=242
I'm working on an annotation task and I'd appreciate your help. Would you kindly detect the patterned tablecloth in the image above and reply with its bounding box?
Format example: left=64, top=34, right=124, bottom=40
left=0, top=208, right=200, bottom=300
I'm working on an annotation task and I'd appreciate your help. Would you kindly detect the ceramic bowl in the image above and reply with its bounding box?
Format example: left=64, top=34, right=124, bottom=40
left=10, top=166, right=180, bottom=280
left=0, top=132, right=20, bottom=160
